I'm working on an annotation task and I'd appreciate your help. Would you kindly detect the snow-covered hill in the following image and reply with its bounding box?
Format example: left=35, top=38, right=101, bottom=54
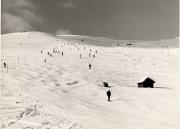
left=1, top=32, right=179, bottom=129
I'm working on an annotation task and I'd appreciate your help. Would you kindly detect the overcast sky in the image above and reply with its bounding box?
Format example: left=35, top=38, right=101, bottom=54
left=2, top=0, right=179, bottom=40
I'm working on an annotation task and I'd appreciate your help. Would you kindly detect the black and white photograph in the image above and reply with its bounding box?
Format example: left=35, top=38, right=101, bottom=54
left=1, top=0, right=179, bottom=129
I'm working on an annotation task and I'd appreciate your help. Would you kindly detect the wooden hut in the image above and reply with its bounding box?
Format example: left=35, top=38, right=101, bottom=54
left=137, top=77, right=155, bottom=88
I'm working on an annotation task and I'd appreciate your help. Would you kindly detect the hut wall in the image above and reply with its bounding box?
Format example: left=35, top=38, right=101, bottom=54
left=143, top=79, right=154, bottom=88
left=138, top=83, right=143, bottom=87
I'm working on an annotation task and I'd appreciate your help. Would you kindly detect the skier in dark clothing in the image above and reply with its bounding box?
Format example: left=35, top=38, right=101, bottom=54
left=3, top=62, right=6, bottom=68
left=106, top=90, right=111, bottom=101
left=89, top=64, right=91, bottom=70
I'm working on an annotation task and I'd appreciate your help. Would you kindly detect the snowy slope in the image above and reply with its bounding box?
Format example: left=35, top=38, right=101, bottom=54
left=1, top=32, right=179, bottom=129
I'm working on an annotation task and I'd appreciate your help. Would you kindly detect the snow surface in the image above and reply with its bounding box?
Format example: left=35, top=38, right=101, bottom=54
left=1, top=32, right=179, bottom=129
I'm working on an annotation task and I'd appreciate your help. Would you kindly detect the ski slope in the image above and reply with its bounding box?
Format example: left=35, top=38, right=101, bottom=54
left=1, top=32, right=179, bottom=129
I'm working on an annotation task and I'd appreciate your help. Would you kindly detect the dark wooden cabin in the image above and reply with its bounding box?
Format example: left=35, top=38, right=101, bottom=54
left=137, top=77, right=155, bottom=88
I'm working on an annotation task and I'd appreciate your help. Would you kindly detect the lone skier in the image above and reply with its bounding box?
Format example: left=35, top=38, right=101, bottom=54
left=106, top=90, right=111, bottom=101
left=3, top=62, right=6, bottom=68
left=89, top=64, right=92, bottom=70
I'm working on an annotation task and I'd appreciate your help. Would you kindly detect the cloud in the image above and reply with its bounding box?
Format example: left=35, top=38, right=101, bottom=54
left=55, top=28, right=72, bottom=35
left=2, top=0, right=43, bottom=34
left=2, top=0, right=34, bottom=12
left=2, top=13, right=34, bottom=33
left=59, top=0, right=76, bottom=9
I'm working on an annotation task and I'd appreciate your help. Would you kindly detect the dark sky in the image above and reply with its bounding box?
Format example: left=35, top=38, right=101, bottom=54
left=2, top=0, right=179, bottom=40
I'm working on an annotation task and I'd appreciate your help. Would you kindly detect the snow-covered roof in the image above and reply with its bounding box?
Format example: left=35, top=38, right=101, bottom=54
left=137, top=77, right=155, bottom=83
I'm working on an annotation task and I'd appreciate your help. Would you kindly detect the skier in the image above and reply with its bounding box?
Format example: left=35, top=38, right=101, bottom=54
left=3, top=62, right=6, bottom=68
left=106, top=90, right=111, bottom=101
left=89, top=64, right=92, bottom=70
